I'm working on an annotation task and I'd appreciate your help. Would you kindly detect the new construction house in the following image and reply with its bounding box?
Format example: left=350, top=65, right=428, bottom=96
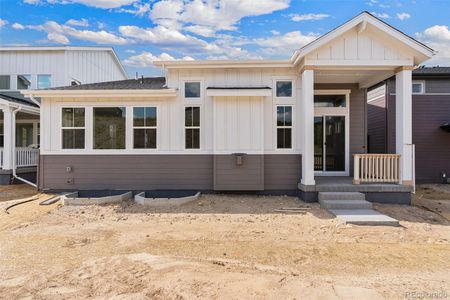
left=22, top=12, right=435, bottom=203
left=0, top=46, right=128, bottom=184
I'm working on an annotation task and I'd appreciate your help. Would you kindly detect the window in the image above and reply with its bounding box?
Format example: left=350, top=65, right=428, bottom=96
left=0, top=124, right=3, bottom=147
left=37, top=123, right=40, bottom=146
left=16, top=124, right=33, bottom=147
left=17, top=75, right=31, bottom=90
left=185, top=107, right=200, bottom=149
left=133, top=107, right=157, bottom=149
left=276, top=81, right=293, bottom=97
left=37, top=75, right=51, bottom=89
left=93, top=107, right=126, bottom=149
left=412, top=81, right=424, bottom=94
left=277, top=106, right=292, bottom=149
left=185, top=82, right=201, bottom=98
left=314, top=95, right=346, bottom=107
left=0, top=75, right=10, bottom=90
left=62, top=108, right=85, bottom=149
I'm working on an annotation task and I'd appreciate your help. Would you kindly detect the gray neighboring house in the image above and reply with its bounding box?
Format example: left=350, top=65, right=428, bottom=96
left=0, top=46, right=128, bottom=185
left=368, top=67, right=450, bottom=183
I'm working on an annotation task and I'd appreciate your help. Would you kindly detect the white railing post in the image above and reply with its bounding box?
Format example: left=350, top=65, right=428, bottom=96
left=353, top=154, right=360, bottom=184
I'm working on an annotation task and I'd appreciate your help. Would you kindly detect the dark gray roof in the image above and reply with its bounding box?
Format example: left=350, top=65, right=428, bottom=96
left=0, top=91, right=40, bottom=108
left=413, top=67, right=450, bottom=76
left=207, top=86, right=271, bottom=90
left=50, top=77, right=167, bottom=90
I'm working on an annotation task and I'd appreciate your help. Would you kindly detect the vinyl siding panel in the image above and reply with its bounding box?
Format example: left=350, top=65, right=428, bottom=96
left=367, top=83, right=387, bottom=153
left=264, top=154, right=301, bottom=190
left=214, top=155, right=264, bottom=190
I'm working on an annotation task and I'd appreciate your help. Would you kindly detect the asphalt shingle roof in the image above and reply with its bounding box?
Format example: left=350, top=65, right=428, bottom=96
left=50, top=77, right=167, bottom=90
left=0, top=91, right=40, bottom=108
left=413, top=67, right=450, bottom=76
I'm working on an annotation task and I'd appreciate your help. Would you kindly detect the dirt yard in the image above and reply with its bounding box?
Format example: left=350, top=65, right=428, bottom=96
left=0, top=185, right=449, bottom=299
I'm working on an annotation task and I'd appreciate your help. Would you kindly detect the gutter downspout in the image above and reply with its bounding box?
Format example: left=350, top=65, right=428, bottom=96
left=28, top=94, right=41, bottom=107
left=11, top=106, right=38, bottom=188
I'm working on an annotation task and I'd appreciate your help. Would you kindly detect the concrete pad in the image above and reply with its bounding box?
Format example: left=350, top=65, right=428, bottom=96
left=329, top=209, right=399, bottom=226
left=319, top=199, right=373, bottom=209
left=319, top=192, right=366, bottom=201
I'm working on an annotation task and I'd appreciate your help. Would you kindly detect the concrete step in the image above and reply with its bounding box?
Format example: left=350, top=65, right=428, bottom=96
left=319, top=199, right=373, bottom=210
left=318, top=192, right=366, bottom=201
left=329, top=209, right=399, bottom=226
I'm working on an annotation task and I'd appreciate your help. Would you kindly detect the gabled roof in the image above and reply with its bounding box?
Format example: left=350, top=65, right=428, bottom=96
left=413, top=66, right=450, bottom=76
left=50, top=77, right=166, bottom=90
left=291, top=11, right=434, bottom=65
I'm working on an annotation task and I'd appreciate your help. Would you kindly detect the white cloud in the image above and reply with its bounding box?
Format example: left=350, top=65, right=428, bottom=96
left=150, top=0, right=290, bottom=34
left=253, top=30, right=318, bottom=56
left=12, top=23, right=25, bottom=30
left=396, top=13, right=410, bottom=21
left=123, top=51, right=194, bottom=67
left=270, top=30, right=280, bottom=35
left=416, top=25, right=450, bottom=66
left=29, top=21, right=127, bottom=44
left=184, top=25, right=216, bottom=37
left=289, top=13, right=329, bottom=22
left=367, top=0, right=378, bottom=7
left=0, top=19, right=8, bottom=29
left=117, top=2, right=150, bottom=16
left=125, top=49, right=136, bottom=53
left=66, top=18, right=89, bottom=27
left=371, top=12, right=390, bottom=19
left=23, top=0, right=138, bottom=9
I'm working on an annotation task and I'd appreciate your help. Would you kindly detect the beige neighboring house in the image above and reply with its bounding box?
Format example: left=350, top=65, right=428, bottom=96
left=0, top=46, right=128, bottom=185
left=23, top=12, right=434, bottom=204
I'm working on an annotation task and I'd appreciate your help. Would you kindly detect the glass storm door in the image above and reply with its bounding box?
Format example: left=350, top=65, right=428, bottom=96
left=314, top=116, right=346, bottom=173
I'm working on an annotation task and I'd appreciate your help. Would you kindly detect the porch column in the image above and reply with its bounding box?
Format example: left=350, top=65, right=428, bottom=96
left=395, top=67, right=413, bottom=185
left=1, top=106, right=15, bottom=170
left=300, top=69, right=315, bottom=186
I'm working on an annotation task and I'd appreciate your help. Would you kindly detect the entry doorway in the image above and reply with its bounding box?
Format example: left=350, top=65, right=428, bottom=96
left=314, top=90, right=350, bottom=176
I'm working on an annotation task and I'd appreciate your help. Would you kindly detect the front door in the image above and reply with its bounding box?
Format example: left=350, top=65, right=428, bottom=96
left=314, top=91, right=350, bottom=175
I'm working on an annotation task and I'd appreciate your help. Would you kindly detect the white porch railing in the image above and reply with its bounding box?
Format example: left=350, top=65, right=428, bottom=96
left=16, top=147, right=39, bottom=167
left=353, top=154, right=401, bottom=184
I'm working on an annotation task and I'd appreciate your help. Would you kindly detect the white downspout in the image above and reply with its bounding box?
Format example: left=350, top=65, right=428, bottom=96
left=11, top=106, right=38, bottom=188
left=28, top=95, right=41, bottom=107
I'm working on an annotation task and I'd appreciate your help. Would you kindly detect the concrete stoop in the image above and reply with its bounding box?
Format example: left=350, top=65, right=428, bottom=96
left=319, top=192, right=399, bottom=226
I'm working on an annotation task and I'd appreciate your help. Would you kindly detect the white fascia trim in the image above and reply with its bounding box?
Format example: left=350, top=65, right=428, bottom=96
left=20, top=89, right=178, bottom=98
left=291, top=12, right=434, bottom=65
left=0, top=46, right=114, bottom=52
left=0, top=98, right=40, bottom=114
left=153, top=60, right=293, bottom=69
left=206, top=89, right=272, bottom=97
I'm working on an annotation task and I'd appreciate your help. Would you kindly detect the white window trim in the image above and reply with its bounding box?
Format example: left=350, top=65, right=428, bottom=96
left=132, top=106, right=159, bottom=150
left=275, top=105, right=294, bottom=150
left=181, top=78, right=204, bottom=102
left=184, top=105, right=201, bottom=150
left=60, top=107, right=86, bottom=150
left=313, top=89, right=351, bottom=176
left=412, top=80, right=425, bottom=94
left=273, top=76, right=296, bottom=99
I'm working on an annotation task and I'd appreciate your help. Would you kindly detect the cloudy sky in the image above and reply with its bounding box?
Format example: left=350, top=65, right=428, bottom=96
left=0, top=0, right=449, bottom=77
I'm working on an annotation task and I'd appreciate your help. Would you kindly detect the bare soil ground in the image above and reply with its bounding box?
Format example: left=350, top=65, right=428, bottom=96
left=0, top=185, right=449, bottom=299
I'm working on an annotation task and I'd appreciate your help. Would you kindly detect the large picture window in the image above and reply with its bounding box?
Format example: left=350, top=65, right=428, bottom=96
left=185, top=106, right=200, bottom=149
left=93, top=107, right=126, bottom=149
left=133, top=107, right=157, bottom=149
left=62, top=108, right=85, bottom=149
left=277, top=106, right=292, bottom=149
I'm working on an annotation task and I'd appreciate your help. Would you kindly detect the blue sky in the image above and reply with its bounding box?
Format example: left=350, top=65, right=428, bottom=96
left=1, top=0, right=449, bottom=77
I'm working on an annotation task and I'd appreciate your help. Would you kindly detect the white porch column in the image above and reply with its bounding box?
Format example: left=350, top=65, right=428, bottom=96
left=1, top=106, right=15, bottom=170
left=300, top=69, right=315, bottom=186
left=395, top=67, right=413, bottom=185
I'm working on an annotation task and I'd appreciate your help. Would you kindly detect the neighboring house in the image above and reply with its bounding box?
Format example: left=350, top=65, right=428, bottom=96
left=0, top=46, right=128, bottom=185
left=368, top=67, right=450, bottom=183
left=23, top=12, right=434, bottom=203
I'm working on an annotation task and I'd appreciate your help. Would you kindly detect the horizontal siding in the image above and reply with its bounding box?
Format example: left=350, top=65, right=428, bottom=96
left=40, top=154, right=302, bottom=191
left=367, top=84, right=387, bottom=153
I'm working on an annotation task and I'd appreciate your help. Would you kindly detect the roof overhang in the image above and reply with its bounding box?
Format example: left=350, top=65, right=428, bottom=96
left=21, top=89, right=178, bottom=99
left=0, top=98, right=40, bottom=114
left=291, top=12, right=434, bottom=66
left=153, top=60, right=292, bottom=69
left=206, top=87, right=272, bottom=97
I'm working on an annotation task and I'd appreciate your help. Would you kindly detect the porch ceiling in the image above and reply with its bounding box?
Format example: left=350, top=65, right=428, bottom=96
left=314, top=68, right=394, bottom=88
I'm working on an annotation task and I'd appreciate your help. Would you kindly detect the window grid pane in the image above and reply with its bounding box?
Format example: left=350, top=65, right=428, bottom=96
left=276, top=106, right=292, bottom=149
left=133, top=107, right=157, bottom=149
left=185, top=107, right=200, bottom=149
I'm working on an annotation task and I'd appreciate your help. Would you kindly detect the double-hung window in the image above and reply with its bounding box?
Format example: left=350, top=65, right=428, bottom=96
left=62, top=108, right=85, bottom=149
left=133, top=107, right=157, bottom=149
left=276, top=106, right=292, bottom=149
left=185, top=106, right=200, bottom=149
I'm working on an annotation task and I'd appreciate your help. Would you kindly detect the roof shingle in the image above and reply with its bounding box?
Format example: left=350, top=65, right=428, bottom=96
left=50, top=77, right=167, bottom=90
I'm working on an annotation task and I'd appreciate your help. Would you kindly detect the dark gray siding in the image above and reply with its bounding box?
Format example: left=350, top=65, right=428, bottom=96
left=367, top=83, right=387, bottom=153
left=214, top=155, right=264, bottom=190
left=39, top=154, right=302, bottom=191
left=385, top=78, right=450, bottom=183
left=264, top=155, right=301, bottom=190
left=315, top=83, right=367, bottom=175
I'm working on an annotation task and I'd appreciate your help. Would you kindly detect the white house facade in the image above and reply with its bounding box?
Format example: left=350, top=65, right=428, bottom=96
left=0, top=46, right=128, bottom=185
left=23, top=13, right=434, bottom=202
